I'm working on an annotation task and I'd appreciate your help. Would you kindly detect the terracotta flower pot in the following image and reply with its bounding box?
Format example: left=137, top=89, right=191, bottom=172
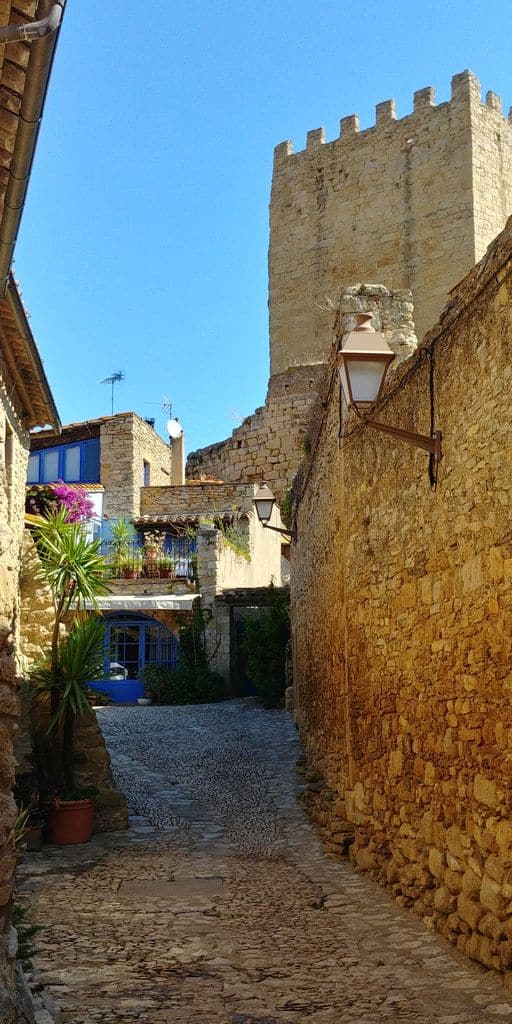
left=47, top=799, right=95, bottom=845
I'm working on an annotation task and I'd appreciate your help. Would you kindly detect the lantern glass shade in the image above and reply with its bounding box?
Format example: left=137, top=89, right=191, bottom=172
left=254, top=484, right=275, bottom=524
left=341, top=356, right=390, bottom=407
left=338, top=321, right=395, bottom=410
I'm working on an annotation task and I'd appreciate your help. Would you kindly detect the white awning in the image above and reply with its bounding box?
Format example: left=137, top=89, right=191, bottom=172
left=85, top=594, right=198, bottom=612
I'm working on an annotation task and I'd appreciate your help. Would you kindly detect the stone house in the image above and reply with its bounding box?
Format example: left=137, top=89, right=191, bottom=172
left=291, top=218, right=512, bottom=985
left=135, top=481, right=283, bottom=686
left=0, top=2, right=66, bottom=1019
left=28, top=411, right=175, bottom=523
left=28, top=417, right=284, bottom=695
left=80, top=480, right=283, bottom=696
left=0, top=278, right=60, bottom=1022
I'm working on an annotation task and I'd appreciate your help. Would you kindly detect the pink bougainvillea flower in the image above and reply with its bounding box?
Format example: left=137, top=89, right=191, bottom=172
left=52, top=482, right=95, bottom=522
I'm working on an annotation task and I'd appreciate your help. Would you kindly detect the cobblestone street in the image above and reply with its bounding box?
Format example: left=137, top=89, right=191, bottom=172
left=18, top=702, right=512, bottom=1023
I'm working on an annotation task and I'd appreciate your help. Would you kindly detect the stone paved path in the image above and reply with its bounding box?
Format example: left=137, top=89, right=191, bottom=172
left=18, top=701, right=512, bottom=1024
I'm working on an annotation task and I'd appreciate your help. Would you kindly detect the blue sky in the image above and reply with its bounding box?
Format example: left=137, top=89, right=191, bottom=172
left=15, top=0, right=511, bottom=454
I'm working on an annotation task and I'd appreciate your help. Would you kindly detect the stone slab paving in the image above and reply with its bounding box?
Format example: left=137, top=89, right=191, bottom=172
left=17, top=701, right=512, bottom=1024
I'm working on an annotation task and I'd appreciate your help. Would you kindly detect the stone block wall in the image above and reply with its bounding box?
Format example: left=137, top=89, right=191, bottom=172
left=270, top=70, right=512, bottom=375
left=18, top=533, right=54, bottom=670
left=101, top=414, right=171, bottom=519
left=186, top=365, right=325, bottom=503
left=74, top=714, right=128, bottom=832
left=140, top=481, right=259, bottom=518
left=292, top=219, right=512, bottom=982
left=0, top=384, right=30, bottom=1023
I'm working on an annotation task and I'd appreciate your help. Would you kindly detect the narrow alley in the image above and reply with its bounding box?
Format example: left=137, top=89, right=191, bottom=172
left=18, top=703, right=512, bottom=1024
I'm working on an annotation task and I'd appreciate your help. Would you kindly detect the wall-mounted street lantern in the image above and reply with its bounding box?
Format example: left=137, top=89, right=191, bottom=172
left=338, top=313, right=442, bottom=464
left=254, top=484, right=296, bottom=541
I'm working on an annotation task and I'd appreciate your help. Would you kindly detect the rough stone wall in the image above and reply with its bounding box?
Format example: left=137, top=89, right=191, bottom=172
left=270, top=70, right=512, bottom=375
left=74, top=714, right=128, bottom=832
left=18, top=533, right=54, bottom=670
left=338, top=284, right=418, bottom=366
left=140, top=481, right=260, bottom=518
left=186, top=365, right=325, bottom=503
left=0, top=386, right=30, bottom=1023
left=101, top=414, right=171, bottom=519
left=292, top=220, right=512, bottom=982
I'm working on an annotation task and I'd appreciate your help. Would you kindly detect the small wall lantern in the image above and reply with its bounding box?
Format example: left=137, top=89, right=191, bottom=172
left=254, top=484, right=296, bottom=541
left=338, top=313, right=442, bottom=464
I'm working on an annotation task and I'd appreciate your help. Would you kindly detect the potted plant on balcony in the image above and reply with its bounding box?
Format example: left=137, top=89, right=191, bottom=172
left=119, top=550, right=142, bottom=580
left=142, top=529, right=166, bottom=578
left=30, top=511, right=108, bottom=845
left=158, top=554, right=175, bottom=580
left=109, top=516, right=137, bottom=578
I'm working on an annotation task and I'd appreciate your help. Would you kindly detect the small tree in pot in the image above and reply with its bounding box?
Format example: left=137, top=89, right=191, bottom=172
left=30, top=511, right=109, bottom=844
left=109, top=516, right=138, bottom=578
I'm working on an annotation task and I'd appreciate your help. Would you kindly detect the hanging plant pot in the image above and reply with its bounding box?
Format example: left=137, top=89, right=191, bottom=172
left=47, top=799, right=95, bottom=845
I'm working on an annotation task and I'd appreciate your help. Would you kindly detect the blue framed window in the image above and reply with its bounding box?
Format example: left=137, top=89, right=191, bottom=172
left=27, top=437, right=100, bottom=485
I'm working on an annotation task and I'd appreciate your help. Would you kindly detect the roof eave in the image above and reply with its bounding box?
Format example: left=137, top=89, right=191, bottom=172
left=6, top=274, right=61, bottom=432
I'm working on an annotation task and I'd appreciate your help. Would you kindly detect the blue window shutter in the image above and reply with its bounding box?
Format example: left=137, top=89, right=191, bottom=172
left=82, top=438, right=100, bottom=482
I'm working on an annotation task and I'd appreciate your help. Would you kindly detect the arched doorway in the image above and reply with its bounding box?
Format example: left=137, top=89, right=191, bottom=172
left=105, top=613, right=179, bottom=679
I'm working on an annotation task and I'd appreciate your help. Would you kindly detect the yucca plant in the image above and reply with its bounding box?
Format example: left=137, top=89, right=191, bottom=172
left=32, top=616, right=106, bottom=795
left=30, top=512, right=109, bottom=797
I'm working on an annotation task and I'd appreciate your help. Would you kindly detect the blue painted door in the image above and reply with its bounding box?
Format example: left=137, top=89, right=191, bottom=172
left=105, top=616, right=179, bottom=677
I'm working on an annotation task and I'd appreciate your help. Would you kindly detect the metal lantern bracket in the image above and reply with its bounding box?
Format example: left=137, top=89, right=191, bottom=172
left=260, top=521, right=296, bottom=541
left=354, top=408, right=442, bottom=463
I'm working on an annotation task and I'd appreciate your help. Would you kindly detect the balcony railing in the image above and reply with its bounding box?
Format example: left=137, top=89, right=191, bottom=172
left=102, top=538, right=196, bottom=581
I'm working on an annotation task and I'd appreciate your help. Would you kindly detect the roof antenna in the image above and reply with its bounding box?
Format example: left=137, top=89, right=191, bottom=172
left=98, top=371, right=125, bottom=415
left=144, top=395, right=173, bottom=429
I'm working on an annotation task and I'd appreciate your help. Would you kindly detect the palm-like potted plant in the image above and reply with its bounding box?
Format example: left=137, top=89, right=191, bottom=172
left=109, top=516, right=138, bottom=578
left=30, top=511, right=109, bottom=844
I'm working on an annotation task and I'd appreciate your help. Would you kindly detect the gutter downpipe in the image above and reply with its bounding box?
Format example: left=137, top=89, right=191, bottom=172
left=0, top=0, right=66, bottom=295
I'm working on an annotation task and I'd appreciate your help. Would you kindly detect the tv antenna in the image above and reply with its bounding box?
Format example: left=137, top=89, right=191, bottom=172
left=144, top=395, right=183, bottom=442
left=98, top=371, right=125, bottom=415
left=145, top=395, right=172, bottom=417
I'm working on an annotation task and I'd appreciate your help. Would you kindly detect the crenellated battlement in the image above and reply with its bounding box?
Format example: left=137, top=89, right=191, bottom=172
left=269, top=68, right=512, bottom=377
left=274, top=71, right=512, bottom=163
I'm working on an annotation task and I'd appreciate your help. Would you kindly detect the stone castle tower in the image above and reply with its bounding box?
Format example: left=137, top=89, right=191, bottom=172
left=270, top=70, right=512, bottom=375
left=188, top=71, right=512, bottom=498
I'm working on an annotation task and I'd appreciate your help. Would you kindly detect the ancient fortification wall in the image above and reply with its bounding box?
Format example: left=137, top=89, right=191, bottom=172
left=292, top=220, right=512, bottom=983
left=188, top=72, right=512, bottom=502
left=269, top=70, right=512, bottom=375
left=186, top=365, right=325, bottom=502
